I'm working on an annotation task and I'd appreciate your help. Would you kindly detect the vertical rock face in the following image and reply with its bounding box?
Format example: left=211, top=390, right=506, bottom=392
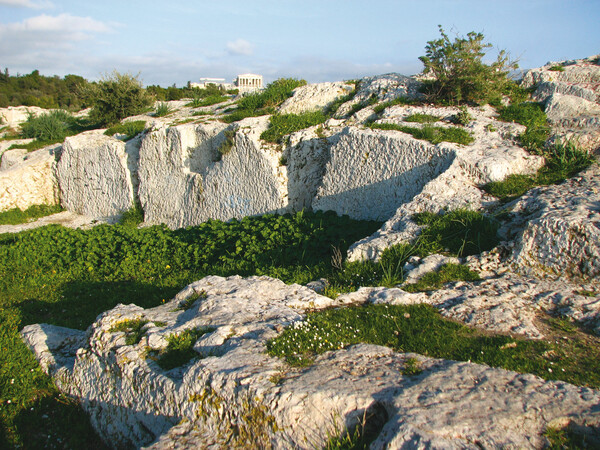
left=138, top=117, right=287, bottom=228
left=57, top=132, right=139, bottom=218
left=0, top=145, right=60, bottom=211
left=310, top=127, right=454, bottom=221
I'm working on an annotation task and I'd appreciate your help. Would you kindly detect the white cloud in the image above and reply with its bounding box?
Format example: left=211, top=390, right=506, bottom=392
left=0, top=0, right=53, bottom=8
left=226, top=38, right=254, bottom=56
left=0, top=14, right=115, bottom=74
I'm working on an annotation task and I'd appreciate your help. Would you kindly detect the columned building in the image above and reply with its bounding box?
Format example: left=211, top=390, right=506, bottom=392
left=235, top=74, right=263, bottom=93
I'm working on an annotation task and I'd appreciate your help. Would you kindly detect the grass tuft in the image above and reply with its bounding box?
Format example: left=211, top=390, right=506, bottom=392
left=155, top=328, right=215, bottom=370
left=404, top=113, right=440, bottom=123
left=154, top=102, right=174, bottom=117
left=368, top=123, right=474, bottom=145
left=110, top=319, right=149, bottom=345
left=402, top=263, right=480, bottom=292
left=104, top=120, right=146, bottom=140
left=260, top=111, right=327, bottom=143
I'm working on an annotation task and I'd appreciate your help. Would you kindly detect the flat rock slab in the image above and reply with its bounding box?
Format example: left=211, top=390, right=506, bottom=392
left=0, top=210, right=113, bottom=234
left=21, top=275, right=600, bottom=449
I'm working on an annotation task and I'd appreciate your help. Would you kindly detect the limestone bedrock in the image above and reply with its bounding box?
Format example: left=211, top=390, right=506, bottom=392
left=21, top=275, right=600, bottom=449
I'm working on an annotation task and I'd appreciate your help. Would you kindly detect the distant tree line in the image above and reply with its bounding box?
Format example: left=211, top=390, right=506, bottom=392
left=0, top=69, right=92, bottom=110
left=0, top=68, right=237, bottom=111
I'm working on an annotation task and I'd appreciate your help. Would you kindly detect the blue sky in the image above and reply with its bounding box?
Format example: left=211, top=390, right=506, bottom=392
left=0, top=0, right=598, bottom=87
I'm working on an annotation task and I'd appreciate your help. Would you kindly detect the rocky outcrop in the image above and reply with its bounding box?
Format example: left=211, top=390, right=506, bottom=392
left=57, top=131, right=141, bottom=218
left=21, top=275, right=600, bottom=449
left=0, top=105, right=48, bottom=130
left=522, top=55, right=600, bottom=153
left=279, top=82, right=354, bottom=114
left=139, top=117, right=287, bottom=228
left=500, top=164, right=600, bottom=281
left=0, top=145, right=60, bottom=211
left=308, top=127, right=455, bottom=221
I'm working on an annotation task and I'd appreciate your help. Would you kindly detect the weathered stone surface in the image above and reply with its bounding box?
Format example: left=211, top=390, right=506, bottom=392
left=311, top=127, right=455, bottom=221
left=335, top=73, right=423, bottom=118
left=138, top=117, right=287, bottom=228
left=0, top=147, right=29, bottom=170
left=401, top=254, right=461, bottom=284
left=347, top=105, right=543, bottom=261
left=21, top=275, right=600, bottom=449
left=57, top=131, right=140, bottom=218
left=0, top=145, right=60, bottom=211
left=501, top=163, right=600, bottom=281
left=278, top=82, right=353, bottom=114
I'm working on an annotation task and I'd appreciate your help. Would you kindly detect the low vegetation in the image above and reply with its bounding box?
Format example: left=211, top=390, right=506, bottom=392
left=419, top=26, right=518, bottom=105
left=402, top=263, right=480, bottom=292
left=154, top=102, right=173, bottom=117
left=260, top=111, right=327, bottom=143
left=104, top=120, right=147, bottom=140
left=0, top=204, right=63, bottom=225
left=187, top=95, right=230, bottom=108
left=223, top=78, right=306, bottom=123
left=368, top=123, right=474, bottom=145
left=403, top=113, right=440, bottom=123
left=484, top=140, right=595, bottom=201
left=154, top=328, right=215, bottom=370
left=499, top=101, right=549, bottom=152
left=266, top=303, right=600, bottom=390
left=85, top=71, right=153, bottom=126
left=110, top=319, right=149, bottom=345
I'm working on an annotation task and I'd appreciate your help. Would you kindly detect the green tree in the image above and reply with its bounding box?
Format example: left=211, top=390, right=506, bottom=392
left=419, top=26, right=518, bottom=105
left=87, top=71, right=153, bottom=126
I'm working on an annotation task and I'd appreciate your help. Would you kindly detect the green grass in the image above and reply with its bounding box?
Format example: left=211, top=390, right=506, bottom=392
left=0, top=204, right=63, bottom=225
left=368, top=123, right=474, bottom=145
left=412, top=209, right=499, bottom=257
left=20, top=110, right=75, bottom=142
left=260, top=111, right=327, bottom=143
left=266, top=303, right=600, bottom=389
left=499, top=102, right=549, bottom=152
left=104, top=120, right=146, bottom=140
left=548, top=65, right=565, bottom=72
left=118, top=203, right=144, bottom=227
left=223, top=78, right=306, bottom=124
left=372, top=97, right=419, bottom=114
left=218, top=129, right=236, bottom=157
left=187, top=95, right=229, bottom=108
left=402, top=263, right=480, bottom=292
left=404, top=113, right=440, bottom=123
left=110, top=319, right=149, bottom=345
left=154, top=102, right=174, bottom=117
left=175, top=291, right=206, bottom=311
left=155, top=327, right=215, bottom=370
left=484, top=140, right=595, bottom=202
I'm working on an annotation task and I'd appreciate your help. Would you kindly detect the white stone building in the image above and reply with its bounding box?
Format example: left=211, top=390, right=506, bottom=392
left=235, top=73, right=263, bottom=93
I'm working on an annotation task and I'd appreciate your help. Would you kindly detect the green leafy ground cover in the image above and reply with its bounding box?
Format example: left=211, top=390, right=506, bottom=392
left=0, top=211, right=381, bottom=448
left=0, top=204, right=63, bottom=225
left=186, top=95, right=230, bottom=108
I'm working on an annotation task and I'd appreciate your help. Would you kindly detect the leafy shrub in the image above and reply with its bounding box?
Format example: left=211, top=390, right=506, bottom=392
left=20, top=110, right=76, bottom=142
left=0, top=204, right=63, bottom=225
left=413, top=209, right=499, bottom=257
left=498, top=102, right=549, bottom=152
left=86, top=71, right=153, bottom=126
left=404, top=113, right=440, bottom=124
left=419, top=26, right=518, bottom=105
left=154, top=102, right=173, bottom=117
left=369, top=123, right=474, bottom=145
left=260, top=111, right=327, bottom=143
left=104, top=120, right=146, bottom=140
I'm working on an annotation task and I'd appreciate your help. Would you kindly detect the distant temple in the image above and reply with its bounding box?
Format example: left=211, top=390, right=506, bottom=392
left=189, top=74, right=263, bottom=93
